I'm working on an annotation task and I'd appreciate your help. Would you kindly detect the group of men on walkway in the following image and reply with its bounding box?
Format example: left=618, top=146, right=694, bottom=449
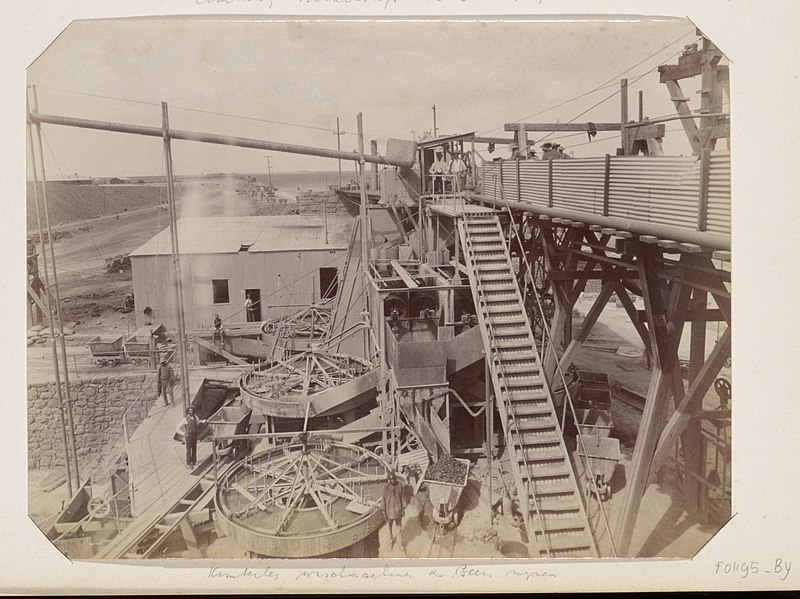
left=156, top=354, right=206, bottom=468
left=428, top=149, right=469, bottom=195
left=511, top=141, right=571, bottom=160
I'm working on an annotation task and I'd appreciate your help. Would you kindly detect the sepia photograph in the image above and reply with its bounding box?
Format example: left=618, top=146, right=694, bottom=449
left=8, top=1, right=800, bottom=592
left=23, top=16, right=734, bottom=565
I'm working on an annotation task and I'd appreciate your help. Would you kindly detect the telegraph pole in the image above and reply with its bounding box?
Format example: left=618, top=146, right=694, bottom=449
left=264, top=155, right=273, bottom=188
left=432, top=105, right=438, bottom=138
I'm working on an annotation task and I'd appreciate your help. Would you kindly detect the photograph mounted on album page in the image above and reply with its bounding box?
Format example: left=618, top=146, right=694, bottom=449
left=7, top=2, right=799, bottom=594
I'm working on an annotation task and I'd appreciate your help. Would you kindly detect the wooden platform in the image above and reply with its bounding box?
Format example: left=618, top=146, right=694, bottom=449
left=127, top=377, right=216, bottom=518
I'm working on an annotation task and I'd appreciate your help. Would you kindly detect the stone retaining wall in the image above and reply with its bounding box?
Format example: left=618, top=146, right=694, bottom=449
left=296, top=189, right=359, bottom=217
left=27, top=373, right=159, bottom=472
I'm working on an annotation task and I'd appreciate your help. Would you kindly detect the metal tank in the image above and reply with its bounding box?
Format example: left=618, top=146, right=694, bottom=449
left=214, top=434, right=388, bottom=557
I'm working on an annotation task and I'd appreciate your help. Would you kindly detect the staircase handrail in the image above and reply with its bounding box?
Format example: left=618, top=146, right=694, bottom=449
left=492, top=178, right=617, bottom=557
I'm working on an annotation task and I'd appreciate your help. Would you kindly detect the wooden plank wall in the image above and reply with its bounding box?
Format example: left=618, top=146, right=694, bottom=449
left=132, top=249, right=348, bottom=330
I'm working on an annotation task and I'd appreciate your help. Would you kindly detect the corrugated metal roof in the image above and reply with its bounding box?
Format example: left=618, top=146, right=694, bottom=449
left=129, top=216, right=351, bottom=257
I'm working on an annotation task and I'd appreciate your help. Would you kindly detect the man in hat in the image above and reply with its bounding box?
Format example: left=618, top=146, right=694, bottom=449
left=212, top=313, right=225, bottom=345
left=448, top=151, right=467, bottom=192
left=183, top=406, right=207, bottom=468
left=541, top=142, right=561, bottom=160
left=382, top=470, right=405, bottom=547
left=244, top=293, right=255, bottom=322
left=156, top=355, right=175, bottom=407
left=429, top=150, right=448, bottom=195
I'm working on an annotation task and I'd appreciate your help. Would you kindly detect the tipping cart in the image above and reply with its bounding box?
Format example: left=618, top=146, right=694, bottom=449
left=208, top=404, right=253, bottom=460
left=88, top=335, right=124, bottom=367
left=123, top=334, right=152, bottom=366
left=575, top=408, right=614, bottom=438
left=575, top=434, right=622, bottom=501
left=421, top=456, right=471, bottom=528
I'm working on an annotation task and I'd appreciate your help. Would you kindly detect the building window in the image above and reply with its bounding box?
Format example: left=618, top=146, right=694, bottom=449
left=212, top=279, right=230, bottom=304
left=319, top=267, right=339, bottom=300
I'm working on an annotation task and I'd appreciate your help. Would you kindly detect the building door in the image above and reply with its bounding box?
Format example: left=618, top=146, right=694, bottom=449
left=245, top=288, right=261, bottom=322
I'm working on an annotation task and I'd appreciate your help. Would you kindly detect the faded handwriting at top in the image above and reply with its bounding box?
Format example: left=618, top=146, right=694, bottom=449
left=196, top=0, right=274, bottom=9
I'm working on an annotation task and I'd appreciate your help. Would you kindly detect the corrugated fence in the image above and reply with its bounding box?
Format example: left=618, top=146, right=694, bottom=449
left=481, top=151, right=731, bottom=236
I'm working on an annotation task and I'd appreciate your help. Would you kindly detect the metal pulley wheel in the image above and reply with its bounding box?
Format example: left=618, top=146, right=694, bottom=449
left=714, top=377, right=731, bottom=402
left=87, top=496, right=111, bottom=519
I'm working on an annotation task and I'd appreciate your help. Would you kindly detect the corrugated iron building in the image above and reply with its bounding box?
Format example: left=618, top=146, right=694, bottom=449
left=129, top=216, right=352, bottom=330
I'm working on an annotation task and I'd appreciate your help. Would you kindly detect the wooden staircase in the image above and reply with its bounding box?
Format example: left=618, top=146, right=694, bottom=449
left=458, top=211, right=597, bottom=558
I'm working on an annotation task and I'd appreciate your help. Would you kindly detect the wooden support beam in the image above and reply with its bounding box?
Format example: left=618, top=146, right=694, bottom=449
left=615, top=242, right=674, bottom=556
left=665, top=80, right=701, bottom=154
left=683, top=287, right=709, bottom=506
left=634, top=308, right=723, bottom=323
left=628, top=123, right=667, bottom=140
left=712, top=250, right=731, bottom=262
left=558, top=273, right=618, bottom=371
left=649, top=327, right=731, bottom=480
left=659, top=62, right=703, bottom=82
left=548, top=269, right=637, bottom=281
left=614, top=283, right=652, bottom=366
left=678, top=242, right=704, bottom=253
left=390, top=260, right=420, bottom=289
left=504, top=122, right=621, bottom=132
left=27, top=282, right=50, bottom=316
left=194, top=336, right=248, bottom=366
left=472, top=136, right=516, bottom=145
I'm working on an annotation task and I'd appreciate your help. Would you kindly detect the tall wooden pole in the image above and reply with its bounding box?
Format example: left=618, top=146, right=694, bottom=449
left=335, top=117, right=343, bottom=187
left=370, top=140, right=379, bottom=191
left=30, top=86, right=80, bottom=490
left=161, top=102, right=191, bottom=411
left=620, top=79, right=629, bottom=155
left=432, top=104, right=437, bottom=138
left=27, top=113, right=74, bottom=497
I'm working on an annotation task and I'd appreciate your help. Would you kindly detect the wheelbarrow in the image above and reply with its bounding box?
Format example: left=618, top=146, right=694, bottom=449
left=575, top=434, right=622, bottom=501
left=421, top=457, right=471, bottom=528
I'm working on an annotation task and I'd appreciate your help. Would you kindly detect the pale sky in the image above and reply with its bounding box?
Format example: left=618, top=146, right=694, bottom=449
left=27, top=18, right=705, bottom=178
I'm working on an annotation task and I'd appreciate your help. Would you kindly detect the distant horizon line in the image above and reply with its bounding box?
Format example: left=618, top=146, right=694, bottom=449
left=27, top=169, right=362, bottom=182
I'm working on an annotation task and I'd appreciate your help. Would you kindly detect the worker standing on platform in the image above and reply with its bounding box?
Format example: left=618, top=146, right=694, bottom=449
left=157, top=356, right=174, bottom=407
left=541, top=143, right=561, bottom=160
left=184, top=406, right=207, bottom=468
left=212, top=313, right=225, bottom=345
left=449, top=151, right=467, bottom=192
left=429, top=151, right=448, bottom=195
left=245, top=294, right=255, bottom=322
left=383, top=470, right=405, bottom=547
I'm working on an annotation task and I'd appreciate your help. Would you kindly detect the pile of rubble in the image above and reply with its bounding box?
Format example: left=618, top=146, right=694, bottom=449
left=27, top=322, right=77, bottom=346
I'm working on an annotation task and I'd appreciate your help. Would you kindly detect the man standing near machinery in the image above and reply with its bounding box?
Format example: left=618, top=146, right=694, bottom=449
left=157, top=355, right=174, bottom=407
left=183, top=406, right=207, bottom=469
left=428, top=150, right=448, bottom=195
left=244, top=293, right=255, bottom=322
left=448, top=150, right=467, bottom=192
left=382, top=470, right=405, bottom=548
